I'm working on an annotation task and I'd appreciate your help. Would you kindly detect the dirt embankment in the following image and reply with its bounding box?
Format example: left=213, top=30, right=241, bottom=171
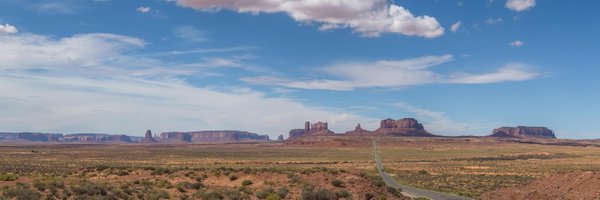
left=482, top=171, right=600, bottom=200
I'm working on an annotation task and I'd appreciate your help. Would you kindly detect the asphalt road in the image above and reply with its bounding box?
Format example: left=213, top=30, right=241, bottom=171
left=372, top=140, right=472, bottom=200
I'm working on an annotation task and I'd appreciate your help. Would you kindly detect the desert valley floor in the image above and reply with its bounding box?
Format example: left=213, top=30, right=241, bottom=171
left=1, top=137, right=599, bottom=200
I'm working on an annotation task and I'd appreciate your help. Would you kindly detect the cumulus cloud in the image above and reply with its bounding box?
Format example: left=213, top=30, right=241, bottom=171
left=506, top=0, right=536, bottom=12
left=172, top=0, right=444, bottom=38
left=450, top=21, right=462, bottom=33
left=242, top=55, right=540, bottom=91
left=509, top=40, right=524, bottom=47
left=0, top=31, right=374, bottom=137
left=136, top=6, right=151, bottom=13
left=0, top=23, right=18, bottom=34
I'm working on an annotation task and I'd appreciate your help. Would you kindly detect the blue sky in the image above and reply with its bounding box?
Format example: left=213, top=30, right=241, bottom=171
left=0, top=0, right=599, bottom=139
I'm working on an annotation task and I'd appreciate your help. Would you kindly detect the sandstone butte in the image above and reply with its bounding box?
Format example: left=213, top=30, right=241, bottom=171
left=489, top=126, right=557, bottom=139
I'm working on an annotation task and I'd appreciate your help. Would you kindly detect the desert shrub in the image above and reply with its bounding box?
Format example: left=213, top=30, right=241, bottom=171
left=151, top=168, right=172, bottom=175
left=223, top=189, right=243, bottom=200
left=146, top=189, right=170, bottom=200
left=155, top=179, right=173, bottom=189
left=287, top=173, right=301, bottom=184
left=203, top=190, right=224, bottom=200
left=365, top=192, right=374, bottom=200
left=256, top=188, right=274, bottom=199
left=179, top=194, right=190, bottom=200
left=71, top=181, right=107, bottom=196
left=238, top=186, right=252, bottom=195
left=277, top=187, right=289, bottom=199
left=379, top=196, right=387, bottom=200
left=335, top=189, right=350, bottom=198
left=266, top=193, right=281, bottom=200
left=116, top=170, right=129, bottom=176
left=176, top=184, right=187, bottom=193
left=48, top=178, right=65, bottom=189
left=418, top=170, right=428, bottom=175
left=241, top=180, right=253, bottom=186
left=386, top=186, right=401, bottom=197
left=0, top=173, right=18, bottom=181
left=229, top=174, right=238, bottom=181
left=94, top=165, right=110, bottom=172
left=113, top=189, right=130, bottom=199
left=331, top=179, right=343, bottom=187
left=32, top=179, right=47, bottom=191
left=366, top=175, right=385, bottom=188
left=300, top=188, right=337, bottom=200
left=175, top=181, right=201, bottom=192
left=2, top=183, right=41, bottom=200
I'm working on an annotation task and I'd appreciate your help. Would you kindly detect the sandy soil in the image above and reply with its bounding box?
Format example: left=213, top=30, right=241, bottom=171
left=481, top=171, right=600, bottom=200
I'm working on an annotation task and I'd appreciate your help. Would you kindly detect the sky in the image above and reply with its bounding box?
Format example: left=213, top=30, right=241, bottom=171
left=0, top=0, right=599, bottom=139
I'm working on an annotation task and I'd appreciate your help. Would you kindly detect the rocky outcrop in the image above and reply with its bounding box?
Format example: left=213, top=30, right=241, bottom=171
left=159, top=131, right=269, bottom=142
left=289, top=129, right=307, bottom=139
left=141, top=130, right=157, bottom=143
left=0, top=132, right=63, bottom=142
left=288, top=121, right=335, bottom=139
left=61, top=133, right=132, bottom=143
left=490, top=126, right=556, bottom=139
left=372, top=118, right=435, bottom=137
left=344, top=124, right=371, bottom=135
left=277, top=134, right=284, bottom=141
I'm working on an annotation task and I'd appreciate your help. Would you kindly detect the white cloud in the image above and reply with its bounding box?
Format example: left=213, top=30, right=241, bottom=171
left=506, top=0, right=536, bottom=12
left=0, top=23, right=18, bottom=34
left=172, top=0, right=444, bottom=38
left=0, top=73, right=371, bottom=138
left=0, top=31, right=374, bottom=138
left=0, top=33, right=145, bottom=72
left=242, top=55, right=540, bottom=91
left=450, top=21, right=462, bottom=33
left=136, top=6, right=151, bottom=13
left=394, top=102, right=497, bottom=136
left=173, top=25, right=207, bottom=42
left=485, top=17, right=503, bottom=24
left=35, top=2, right=77, bottom=14
left=509, top=40, right=524, bottom=47
left=448, top=63, right=538, bottom=84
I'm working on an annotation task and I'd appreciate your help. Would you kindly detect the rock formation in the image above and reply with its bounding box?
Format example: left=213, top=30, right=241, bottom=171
left=60, top=133, right=132, bottom=143
left=289, top=129, right=306, bottom=139
left=344, top=123, right=371, bottom=135
left=372, top=118, right=435, bottom=137
left=0, top=132, right=63, bottom=142
left=159, top=130, right=269, bottom=142
left=141, top=130, right=157, bottom=143
left=277, top=134, right=284, bottom=141
left=287, top=121, right=335, bottom=139
left=490, top=126, right=556, bottom=139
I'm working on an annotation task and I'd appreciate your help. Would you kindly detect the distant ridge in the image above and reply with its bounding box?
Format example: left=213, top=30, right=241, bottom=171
left=288, top=118, right=437, bottom=139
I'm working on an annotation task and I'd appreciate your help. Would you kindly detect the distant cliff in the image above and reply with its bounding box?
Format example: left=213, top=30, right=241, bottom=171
left=0, top=132, right=63, bottom=142
left=61, top=133, right=132, bottom=143
left=490, top=126, right=557, bottom=139
left=159, top=130, right=269, bottom=142
left=0, top=132, right=131, bottom=143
